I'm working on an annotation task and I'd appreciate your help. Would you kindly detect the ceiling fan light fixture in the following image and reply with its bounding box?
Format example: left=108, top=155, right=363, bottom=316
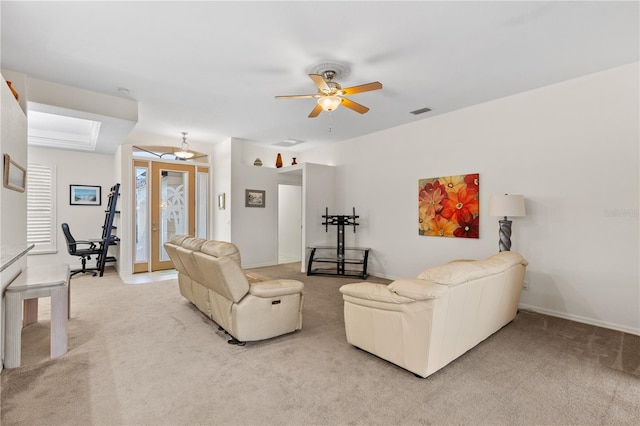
left=318, top=95, right=342, bottom=111
left=174, top=132, right=195, bottom=159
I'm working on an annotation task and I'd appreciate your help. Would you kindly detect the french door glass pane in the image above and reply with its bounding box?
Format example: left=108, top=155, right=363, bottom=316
left=160, top=170, right=188, bottom=261
left=135, top=166, right=148, bottom=263
left=196, top=171, right=208, bottom=239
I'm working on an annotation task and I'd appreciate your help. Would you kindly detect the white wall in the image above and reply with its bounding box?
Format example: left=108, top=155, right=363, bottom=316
left=302, top=163, right=337, bottom=257
left=230, top=160, right=280, bottom=268
left=224, top=139, right=311, bottom=268
left=304, top=63, right=640, bottom=335
left=212, top=139, right=232, bottom=242
left=0, top=73, right=29, bottom=370
left=0, top=76, right=28, bottom=258
left=278, top=184, right=302, bottom=263
left=27, top=147, right=118, bottom=270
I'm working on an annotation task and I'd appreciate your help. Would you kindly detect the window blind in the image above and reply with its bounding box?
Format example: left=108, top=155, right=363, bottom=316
left=27, top=163, right=56, bottom=253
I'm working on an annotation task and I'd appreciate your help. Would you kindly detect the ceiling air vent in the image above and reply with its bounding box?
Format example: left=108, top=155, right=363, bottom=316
left=410, top=107, right=432, bottom=115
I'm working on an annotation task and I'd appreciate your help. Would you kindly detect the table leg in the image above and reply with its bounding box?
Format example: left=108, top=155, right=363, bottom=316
left=50, top=285, right=68, bottom=359
left=4, top=292, right=23, bottom=368
left=23, top=298, right=38, bottom=326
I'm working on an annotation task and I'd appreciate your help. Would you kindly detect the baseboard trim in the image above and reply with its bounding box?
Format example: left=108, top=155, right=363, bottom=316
left=243, top=261, right=280, bottom=269
left=518, top=303, right=640, bottom=336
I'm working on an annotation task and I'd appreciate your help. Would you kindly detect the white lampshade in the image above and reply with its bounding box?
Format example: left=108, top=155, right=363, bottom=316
left=317, top=95, right=342, bottom=111
left=174, top=149, right=194, bottom=159
left=488, top=194, right=526, bottom=218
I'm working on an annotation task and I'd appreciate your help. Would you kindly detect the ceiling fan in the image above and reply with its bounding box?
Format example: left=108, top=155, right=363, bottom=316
left=275, top=70, right=383, bottom=118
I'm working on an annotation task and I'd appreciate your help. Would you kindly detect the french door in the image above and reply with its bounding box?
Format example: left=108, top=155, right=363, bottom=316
left=150, top=162, right=196, bottom=271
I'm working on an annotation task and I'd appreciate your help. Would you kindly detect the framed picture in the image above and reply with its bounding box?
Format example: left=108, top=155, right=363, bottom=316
left=70, top=184, right=101, bottom=206
left=3, top=154, right=26, bottom=193
left=245, top=189, right=265, bottom=208
left=418, top=173, right=480, bottom=239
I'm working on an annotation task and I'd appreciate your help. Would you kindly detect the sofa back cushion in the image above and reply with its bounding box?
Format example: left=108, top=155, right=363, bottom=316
left=417, top=252, right=527, bottom=285
left=200, top=240, right=242, bottom=265
left=169, top=234, right=190, bottom=245
left=181, top=237, right=206, bottom=252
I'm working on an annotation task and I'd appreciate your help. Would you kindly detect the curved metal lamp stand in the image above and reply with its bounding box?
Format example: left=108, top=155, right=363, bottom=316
left=498, top=218, right=513, bottom=252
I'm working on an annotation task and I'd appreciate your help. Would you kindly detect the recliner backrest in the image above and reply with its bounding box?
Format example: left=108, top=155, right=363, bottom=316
left=176, top=237, right=207, bottom=283
left=193, top=244, right=249, bottom=303
left=200, top=240, right=242, bottom=265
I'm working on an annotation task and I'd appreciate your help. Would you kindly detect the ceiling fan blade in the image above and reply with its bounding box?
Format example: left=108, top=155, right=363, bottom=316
left=308, top=104, right=323, bottom=118
left=342, top=81, right=383, bottom=95
left=275, top=94, right=318, bottom=99
left=341, top=97, right=370, bottom=114
left=309, top=74, right=330, bottom=93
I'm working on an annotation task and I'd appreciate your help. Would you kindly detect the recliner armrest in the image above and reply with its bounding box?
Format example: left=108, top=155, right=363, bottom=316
left=249, top=279, right=304, bottom=298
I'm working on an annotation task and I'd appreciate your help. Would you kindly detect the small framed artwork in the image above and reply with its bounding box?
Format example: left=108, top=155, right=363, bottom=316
left=245, top=189, right=265, bottom=208
left=70, top=184, right=102, bottom=206
left=218, top=192, right=226, bottom=210
left=3, top=154, right=26, bottom=193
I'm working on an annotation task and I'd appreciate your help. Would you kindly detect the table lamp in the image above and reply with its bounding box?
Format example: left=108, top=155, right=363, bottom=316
left=488, top=194, right=526, bottom=252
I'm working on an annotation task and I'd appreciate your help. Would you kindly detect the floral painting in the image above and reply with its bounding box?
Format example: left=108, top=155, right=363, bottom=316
left=419, top=173, right=479, bottom=238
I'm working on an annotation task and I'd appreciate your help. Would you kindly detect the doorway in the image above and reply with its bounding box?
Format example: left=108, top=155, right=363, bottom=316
left=278, top=184, right=302, bottom=264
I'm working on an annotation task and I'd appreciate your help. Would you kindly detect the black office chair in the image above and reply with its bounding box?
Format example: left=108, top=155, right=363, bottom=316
left=61, top=223, right=102, bottom=277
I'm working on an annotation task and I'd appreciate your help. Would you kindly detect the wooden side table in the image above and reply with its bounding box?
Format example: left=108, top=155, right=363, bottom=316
left=4, top=264, right=70, bottom=368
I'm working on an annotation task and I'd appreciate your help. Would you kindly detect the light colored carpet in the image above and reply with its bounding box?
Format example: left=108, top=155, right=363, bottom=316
left=1, top=263, right=638, bottom=425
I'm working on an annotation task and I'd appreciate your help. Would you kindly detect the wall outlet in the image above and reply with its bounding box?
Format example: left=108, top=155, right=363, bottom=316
left=523, top=280, right=529, bottom=289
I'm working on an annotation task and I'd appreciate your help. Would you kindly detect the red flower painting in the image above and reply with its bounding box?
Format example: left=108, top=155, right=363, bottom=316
left=418, top=173, right=480, bottom=239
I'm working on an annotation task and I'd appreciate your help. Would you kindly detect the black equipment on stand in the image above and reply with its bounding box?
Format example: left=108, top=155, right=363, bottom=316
left=96, top=183, right=120, bottom=276
left=307, top=207, right=370, bottom=279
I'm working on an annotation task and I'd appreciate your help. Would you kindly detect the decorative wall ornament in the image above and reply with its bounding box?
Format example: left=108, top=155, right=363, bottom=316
left=6, top=81, right=19, bottom=101
left=418, top=173, right=479, bottom=238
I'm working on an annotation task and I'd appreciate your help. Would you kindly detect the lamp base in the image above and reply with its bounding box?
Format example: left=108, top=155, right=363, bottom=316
left=498, top=219, right=513, bottom=252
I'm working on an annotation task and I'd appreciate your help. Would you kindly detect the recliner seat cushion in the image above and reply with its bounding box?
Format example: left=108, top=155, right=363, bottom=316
left=249, top=279, right=305, bottom=298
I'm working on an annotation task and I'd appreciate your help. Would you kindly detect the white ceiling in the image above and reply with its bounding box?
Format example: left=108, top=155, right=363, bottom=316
left=1, top=1, right=638, bottom=153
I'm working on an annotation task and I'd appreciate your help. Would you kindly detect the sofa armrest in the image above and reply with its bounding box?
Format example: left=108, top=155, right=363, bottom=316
left=387, top=279, right=449, bottom=300
left=339, top=282, right=415, bottom=304
left=249, top=279, right=304, bottom=298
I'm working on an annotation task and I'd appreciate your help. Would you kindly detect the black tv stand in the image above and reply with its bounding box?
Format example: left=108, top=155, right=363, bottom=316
left=307, top=207, right=370, bottom=279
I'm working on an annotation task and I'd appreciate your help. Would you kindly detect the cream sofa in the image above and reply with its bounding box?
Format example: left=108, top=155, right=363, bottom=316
left=164, top=235, right=304, bottom=343
left=339, top=251, right=527, bottom=378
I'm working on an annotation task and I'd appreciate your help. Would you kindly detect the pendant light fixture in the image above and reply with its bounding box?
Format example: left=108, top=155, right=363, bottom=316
left=174, top=132, right=195, bottom=159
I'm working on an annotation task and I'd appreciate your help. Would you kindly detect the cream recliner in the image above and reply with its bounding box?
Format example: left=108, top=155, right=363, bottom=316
left=339, top=251, right=527, bottom=378
left=164, top=235, right=304, bottom=343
